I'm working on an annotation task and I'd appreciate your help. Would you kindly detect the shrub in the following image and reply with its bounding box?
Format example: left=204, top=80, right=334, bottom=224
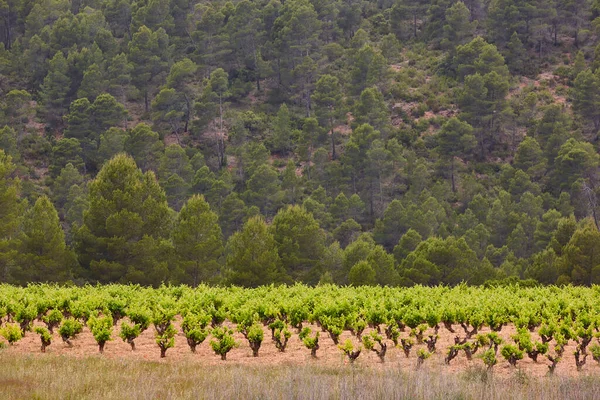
left=245, top=323, right=264, bottom=357
left=299, top=327, right=320, bottom=358
left=481, top=348, right=497, bottom=370
left=58, top=318, right=83, bottom=347
left=501, top=344, right=523, bottom=367
left=181, top=313, right=211, bottom=353
left=362, top=331, right=387, bottom=362
left=87, top=314, right=113, bottom=353
left=339, top=339, right=361, bottom=363
left=119, top=322, right=141, bottom=351
left=1, top=323, right=23, bottom=345
left=210, top=327, right=237, bottom=360
left=34, top=326, right=52, bottom=352
left=400, top=338, right=414, bottom=357
left=416, top=348, right=431, bottom=368
left=43, top=309, right=63, bottom=333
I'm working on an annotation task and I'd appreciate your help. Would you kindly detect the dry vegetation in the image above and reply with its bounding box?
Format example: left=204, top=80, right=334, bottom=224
left=1, top=352, right=600, bottom=400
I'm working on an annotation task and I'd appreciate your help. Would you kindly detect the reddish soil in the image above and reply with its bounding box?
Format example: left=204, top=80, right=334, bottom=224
left=3, top=321, right=598, bottom=378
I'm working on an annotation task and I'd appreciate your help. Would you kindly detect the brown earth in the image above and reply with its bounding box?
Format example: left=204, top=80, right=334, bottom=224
left=3, top=321, right=598, bottom=379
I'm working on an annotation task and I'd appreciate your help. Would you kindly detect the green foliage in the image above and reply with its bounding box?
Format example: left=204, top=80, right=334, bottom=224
left=75, top=154, right=172, bottom=285
left=181, top=313, right=210, bottom=353
left=210, top=326, right=237, bottom=360
left=339, top=339, right=361, bottom=363
left=501, top=344, right=524, bottom=367
left=87, top=314, right=113, bottom=353
left=1, top=323, right=23, bottom=345
left=34, top=326, right=52, bottom=352
left=172, top=195, right=223, bottom=286
left=58, top=318, right=83, bottom=346
left=299, top=327, right=320, bottom=358
left=226, top=216, right=287, bottom=287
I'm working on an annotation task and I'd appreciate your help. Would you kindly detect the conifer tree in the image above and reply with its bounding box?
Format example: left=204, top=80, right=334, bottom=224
left=14, top=196, right=74, bottom=283
left=226, top=216, right=287, bottom=287
left=75, top=154, right=173, bottom=285
left=172, top=195, right=223, bottom=286
left=0, top=150, right=21, bottom=282
left=39, top=51, right=71, bottom=128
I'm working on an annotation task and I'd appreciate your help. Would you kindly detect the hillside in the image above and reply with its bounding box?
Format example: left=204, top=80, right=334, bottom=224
left=1, top=0, right=600, bottom=286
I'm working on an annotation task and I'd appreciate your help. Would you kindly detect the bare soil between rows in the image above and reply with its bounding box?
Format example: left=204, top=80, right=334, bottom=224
left=3, top=321, right=599, bottom=379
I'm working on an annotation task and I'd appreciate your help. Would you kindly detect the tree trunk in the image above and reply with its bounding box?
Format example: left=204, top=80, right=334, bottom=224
left=160, top=347, right=167, bottom=358
left=330, top=123, right=336, bottom=160
left=99, top=342, right=105, bottom=353
left=451, top=158, right=456, bottom=193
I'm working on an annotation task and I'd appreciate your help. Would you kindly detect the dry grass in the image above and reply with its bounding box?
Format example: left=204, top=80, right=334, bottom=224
left=1, top=352, right=600, bottom=400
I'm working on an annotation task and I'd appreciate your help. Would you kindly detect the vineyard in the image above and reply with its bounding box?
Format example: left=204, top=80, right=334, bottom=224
left=2, top=284, right=600, bottom=378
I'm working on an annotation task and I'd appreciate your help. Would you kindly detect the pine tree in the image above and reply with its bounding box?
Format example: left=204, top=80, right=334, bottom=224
left=436, top=118, right=477, bottom=192
left=226, top=216, right=287, bottom=287
left=272, top=103, right=292, bottom=155
left=0, top=150, right=21, bottom=282
left=172, top=195, right=223, bottom=286
left=270, top=205, right=326, bottom=284
left=125, top=123, right=164, bottom=172
left=39, top=51, right=71, bottom=129
left=14, top=196, right=74, bottom=283
left=75, top=154, right=173, bottom=285
left=312, top=74, right=343, bottom=159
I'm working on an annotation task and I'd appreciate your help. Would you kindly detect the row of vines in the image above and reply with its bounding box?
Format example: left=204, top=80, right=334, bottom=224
left=1, top=284, right=600, bottom=372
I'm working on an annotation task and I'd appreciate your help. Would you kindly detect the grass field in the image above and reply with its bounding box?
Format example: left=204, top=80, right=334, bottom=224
left=2, top=352, right=600, bottom=400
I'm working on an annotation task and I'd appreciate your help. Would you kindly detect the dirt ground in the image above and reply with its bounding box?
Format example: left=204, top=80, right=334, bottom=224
left=2, top=320, right=598, bottom=379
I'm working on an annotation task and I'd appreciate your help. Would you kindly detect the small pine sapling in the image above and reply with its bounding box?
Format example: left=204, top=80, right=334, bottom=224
left=1, top=323, right=23, bottom=345
left=481, top=348, right=497, bottom=370
left=210, top=326, right=237, bottom=360
left=400, top=338, right=414, bottom=357
left=34, top=326, right=52, bottom=352
left=299, top=327, right=320, bottom=358
left=339, top=339, right=361, bottom=363
left=362, top=331, right=387, bottom=362
left=416, top=348, right=431, bottom=369
left=181, top=313, right=211, bottom=353
left=501, top=344, right=523, bottom=367
left=58, top=318, right=83, bottom=347
left=87, top=314, right=113, bottom=353
left=43, top=309, right=63, bottom=333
